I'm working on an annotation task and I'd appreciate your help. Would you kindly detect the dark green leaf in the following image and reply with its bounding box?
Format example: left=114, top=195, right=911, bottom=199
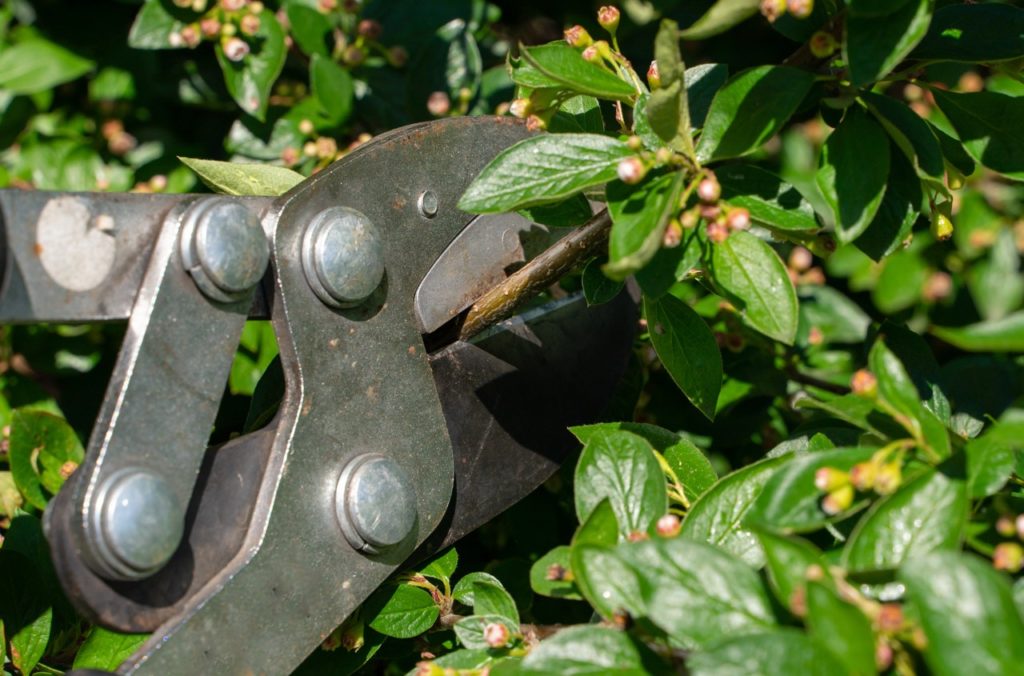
left=418, top=548, right=458, bottom=583
left=644, top=294, right=723, bottom=420
left=582, top=258, right=625, bottom=305
left=519, top=193, right=594, bottom=227
left=472, top=579, right=519, bottom=626
left=551, top=96, right=606, bottom=134
left=855, top=147, right=923, bottom=261
left=931, top=89, right=1024, bottom=182
left=688, top=630, right=846, bottom=676
left=864, top=92, right=944, bottom=180
left=0, top=551, right=52, bottom=675
left=805, top=581, right=876, bottom=676
left=930, top=121, right=976, bottom=176
left=681, top=457, right=788, bottom=567
left=901, top=551, right=1024, bottom=676
left=453, top=572, right=505, bottom=606
left=845, top=0, right=934, bottom=85
left=685, top=63, right=729, bottom=129
left=846, top=0, right=914, bottom=17
left=716, top=164, right=820, bottom=233
left=179, top=157, right=303, bottom=196
left=310, top=54, right=354, bottom=125
left=518, top=43, right=637, bottom=101
left=459, top=134, right=632, bottom=213
left=965, top=434, right=1016, bottom=499
left=680, top=0, right=761, bottom=40
left=0, top=37, right=94, bottom=95
left=9, top=409, right=83, bottom=510
left=128, top=0, right=185, bottom=49
left=816, top=106, right=891, bottom=243
left=454, top=614, right=517, bottom=650
left=215, top=10, right=287, bottom=121
left=73, top=628, right=149, bottom=671
left=757, top=530, right=827, bottom=610
left=697, top=66, right=815, bottom=163
left=517, top=625, right=647, bottom=674
left=573, top=429, right=668, bottom=537
left=933, top=313, right=1024, bottom=352
left=571, top=544, right=642, bottom=619
left=711, top=230, right=799, bottom=344
left=912, top=4, right=1024, bottom=63
left=572, top=497, right=620, bottom=547
left=529, top=546, right=581, bottom=600
left=872, top=247, right=928, bottom=313
left=285, top=4, right=332, bottom=57
left=747, top=447, right=876, bottom=532
left=364, top=584, right=439, bottom=639
left=604, top=171, right=684, bottom=279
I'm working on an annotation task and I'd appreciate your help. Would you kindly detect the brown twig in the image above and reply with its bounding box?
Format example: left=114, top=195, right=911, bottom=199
left=458, top=208, right=613, bottom=341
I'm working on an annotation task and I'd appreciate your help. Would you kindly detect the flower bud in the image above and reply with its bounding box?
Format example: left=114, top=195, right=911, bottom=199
left=995, top=515, right=1016, bottom=537
left=427, top=91, right=451, bottom=117
left=303, top=141, right=318, bottom=157
left=931, top=211, right=954, bottom=240
left=788, top=246, right=813, bottom=272
left=647, top=60, right=661, bottom=89
left=849, top=461, right=877, bottom=492
left=240, top=13, right=261, bottom=36
left=564, top=25, right=593, bottom=48
left=388, top=46, right=408, bottom=67
left=681, top=209, right=699, bottom=229
left=809, top=31, right=838, bottom=59
left=697, top=173, right=721, bottom=203
left=315, top=136, right=338, bottom=159
left=874, top=462, right=902, bottom=496
left=249, top=1, right=264, bottom=13
left=483, top=622, right=510, bottom=648
left=875, top=641, right=894, bottom=671
left=415, top=662, right=445, bottom=676
left=876, top=604, right=904, bottom=632
left=626, top=135, right=642, bottom=151
left=318, top=0, right=338, bottom=12
left=200, top=17, right=222, bottom=37
left=59, top=460, right=79, bottom=480
left=706, top=220, right=729, bottom=244
left=281, top=146, right=300, bottom=166
left=526, top=114, right=547, bottom=132
left=509, top=97, right=531, bottom=119
left=598, top=6, right=620, bottom=33
left=726, top=207, right=750, bottom=231
left=221, top=22, right=237, bottom=36
left=343, top=45, right=365, bottom=66
left=850, top=369, right=878, bottom=398
left=298, top=118, right=315, bottom=135
left=787, top=0, right=813, bottom=19
left=220, top=0, right=246, bottom=11
left=181, top=24, right=201, bottom=48
left=616, top=157, right=647, bottom=185
left=821, top=484, right=854, bottom=515
left=993, top=541, right=1024, bottom=573
left=222, top=36, right=250, bottom=61
left=1017, top=514, right=1024, bottom=540
left=760, top=0, right=786, bottom=22
left=656, top=513, right=681, bottom=537
left=148, top=174, right=168, bottom=192
left=655, top=147, right=672, bottom=165
left=789, top=586, right=807, bottom=617
left=922, top=271, right=952, bottom=303
left=627, top=530, right=649, bottom=542
left=546, top=563, right=571, bottom=581
left=358, top=19, right=382, bottom=39
left=663, top=218, right=683, bottom=248
left=815, top=466, right=849, bottom=492
left=582, top=44, right=601, bottom=63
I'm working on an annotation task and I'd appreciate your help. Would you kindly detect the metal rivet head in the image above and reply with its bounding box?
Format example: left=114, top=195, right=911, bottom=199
left=418, top=191, right=438, bottom=218
left=180, top=198, right=269, bottom=303
left=88, top=468, right=184, bottom=580
left=302, top=207, right=385, bottom=308
left=335, top=454, right=416, bottom=554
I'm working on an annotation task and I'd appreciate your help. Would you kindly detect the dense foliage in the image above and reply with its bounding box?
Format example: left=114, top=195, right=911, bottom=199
left=2, top=0, right=1024, bottom=674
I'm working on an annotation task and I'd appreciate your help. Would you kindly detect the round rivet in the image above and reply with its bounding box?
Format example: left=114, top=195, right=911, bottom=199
left=418, top=191, right=438, bottom=219
left=335, top=454, right=416, bottom=554
left=88, top=468, right=184, bottom=580
left=302, top=207, right=385, bottom=308
left=180, top=198, right=269, bottom=303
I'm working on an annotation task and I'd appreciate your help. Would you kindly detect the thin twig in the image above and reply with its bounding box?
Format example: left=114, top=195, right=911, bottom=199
left=458, top=208, right=613, bottom=341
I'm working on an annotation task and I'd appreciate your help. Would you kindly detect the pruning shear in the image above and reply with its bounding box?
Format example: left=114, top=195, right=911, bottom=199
left=0, top=117, right=636, bottom=675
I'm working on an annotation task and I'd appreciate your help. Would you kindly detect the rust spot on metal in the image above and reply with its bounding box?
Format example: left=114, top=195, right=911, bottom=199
left=407, top=345, right=416, bottom=356
left=33, top=242, right=43, bottom=256
left=366, top=384, right=379, bottom=402
left=328, top=338, right=340, bottom=349
left=392, top=195, right=407, bottom=211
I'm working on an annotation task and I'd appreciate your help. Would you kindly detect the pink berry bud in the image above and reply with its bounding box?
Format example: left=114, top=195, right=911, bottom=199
left=1016, top=514, right=1024, bottom=540
left=180, top=24, right=201, bottom=48
left=240, top=13, right=261, bottom=36
left=656, top=513, right=681, bottom=537
left=850, top=369, right=878, bottom=398
left=809, top=31, right=838, bottom=59
left=616, top=157, right=647, bottom=185
left=726, top=207, right=750, bottom=231
left=582, top=44, right=600, bottom=62
left=222, top=36, right=250, bottom=61
left=814, top=466, right=849, bottom=492
left=922, top=271, right=952, bottom=303
left=876, top=642, right=894, bottom=671
left=706, top=220, right=729, bottom=244
left=427, top=91, right=451, bottom=117
left=681, top=209, right=699, bottom=229
left=626, top=135, right=642, bottom=150
left=876, top=604, right=904, bottom=632
left=663, top=219, right=683, bottom=248
left=525, top=114, right=547, bottom=132
left=564, top=25, right=593, bottom=48
left=788, top=246, right=812, bottom=272
left=358, top=19, right=382, bottom=39
left=318, top=0, right=337, bottom=12
left=697, top=173, right=721, bottom=203
left=760, top=0, right=786, bottom=22
left=647, top=60, right=661, bottom=89
left=483, top=622, right=510, bottom=648
left=787, top=0, right=814, bottom=19
left=849, top=462, right=877, bottom=492
left=874, top=462, right=902, bottom=496
left=994, top=542, right=1024, bottom=573
left=298, top=119, right=315, bottom=135
left=821, top=484, right=854, bottom=515
left=220, top=0, right=246, bottom=11
left=200, top=18, right=222, bottom=38
left=996, top=515, right=1017, bottom=537
left=509, top=98, right=531, bottom=118
left=249, top=1, right=264, bottom=12
left=597, top=6, right=620, bottom=33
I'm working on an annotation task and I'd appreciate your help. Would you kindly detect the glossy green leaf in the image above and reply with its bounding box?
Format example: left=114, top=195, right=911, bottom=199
left=696, top=66, right=815, bottom=163
left=711, top=231, right=799, bottom=344
left=855, top=148, right=923, bottom=261
left=555, top=96, right=605, bottom=134
left=872, top=248, right=928, bottom=313
left=644, top=294, right=723, bottom=420
left=9, top=409, right=84, bottom=510
left=570, top=544, right=642, bottom=620
left=517, top=43, right=637, bottom=101
left=864, top=92, right=944, bottom=180
left=843, top=470, right=967, bottom=572
left=572, top=498, right=620, bottom=548
left=459, top=134, right=632, bottom=213
left=845, top=0, right=934, bottom=85
left=931, top=89, right=1024, bottom=181
left=969, top=229, right=1024, bottom=322
left=179, top=157, right=303, bottom=196
left=685, top=63, right=729, bottom=129
left=747, top=447, right=876, bottom=532
left=933, top=313, right=1024, bottom=353
left=285, top=3, right=332, bottom=57
left=0, top=37, right=94, bottom=94
left=215, top=10, right=287, bottom=121
left=681, top=457, right=788, bottom=567
left=688, top=630, right=846, bottom=676
left=573, top=429, right=668, bottom=537
left=454, top=614, right=517, bottom=650
left=757, top=531, right=827, bottom=610
left=901, top=551, right=1024, bottom=676
left=816, top=106, right=891, bottom=243
left=128, top=0, right=185, bottom=49
left=680, top=0, right=761, bottom=40
left=965, top=433, right=1016, bottom=499
left=805, top=581, right=876, bottom=676
left=471, top=579, right=519, bottom=626
left=529, top=546, right=581, bottom=600
left=604, top=171, right=684, bottom=279
left=716, top=164, right=820, bottom=232
left=73, top=628, right=149, bottom=671
left=516, top=625, right=647, bottom=674
left=364, top=584, right=439, bottom=639
left=912, top=4, right=1024, bottom=63
left=418, top=548, right=458, bottom=583
left=310, top=54, right=354, bottom=125
left=798, top=285, right=871, bottom=344
left=582, top=258, right=625, bottom=305
left=0, top=551, right=52, bottom=675
left=453, top=572, right=506, bottom=606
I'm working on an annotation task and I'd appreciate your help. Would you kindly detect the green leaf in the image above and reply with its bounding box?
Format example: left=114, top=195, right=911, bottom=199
left=454, top=614, right=517, bottom=650
left=846, top=0, right=914, bottom=17
left=912, top=4, right=1024, bottom=63
left=711, top=230, right=799, bottom=344
left=310, top=54, right=354, bottom=125
left=688, top=630, right=846, bottom=676
left=845, top=0, right=934, bottom=85
left=864, top=92, right=944, bottom=180
left=747, top=447, right=876, bottom=532
left=582, top=258, right=625, bottom=305
left=364, top=584, right=439, bottom=639
left=798, top=285, right=871, bottom=345
left=215, top=10, right=287, bottom=121
left=571, top=544, right=643, bottom=620
left=517, top=43, right=637, bottom=101
left=965, top=433, right=1016, bottom=499
left=418, top=548, right=458, bottom=583
left=0, top=471, right=22, bottom=518
left=517, top=625, right=647, bottom=674
left=681, top=457, right=788, bottom=567
left=178, top=157, right=303, bottom=196
left=686, top=63, right=729, bottom=129
left=9, top=409, right=83, bottom=510
left=573, top=429, right=668, bottom=537
left=285, top=3, right=332, bottom=57
left=716, top=164, right=820, bottom=233
left=519, top=193, right=594, bottom=228
left=805, top=581, right=876, bottom=676
left=842, top=470, right=967, bottom=572
left=680, top=0, right=761, bottom=41
left=644, top=294, right=723, bottom=420
left=816, top=106, right=891, bottom=243
left=529, top=546, right=581, bottom=600
left=73, top=628, right=149, bottom=671
left=471, top=579, right=519, bottom=626
left=757, top=530, right=827, bottom=610
left=901, top=551, right=1024, bottom=676
left=409, top=19, right=483, bottom=110
left=930, top=121, right=976, bottom=177
left=855, top=148, right=923, bottom=261
left=931, top=89, right=1024, bottom=182
left=572, top=497, right=620, bottom=547
left=0, top=551, right=52, bottom=675
left=604, top=171, right=684, bottom=279
left=617, top=538, right=776, bottom=649
left=0, top=37, right=94, bottom=95
left=459, top=134, right=632, bottom=213
left=646, top=20, right=693, bottom=157
left=128, top=0, right=185, bottom=49
left=696, top=66, right=815, bottom=163
left=969, top=229, right=1024, bottom=322
left=933, top=313, right=1024, bottom=353
left=453, top=572, right=505, bottom=606
left=872, top=247, right=928, bottom=313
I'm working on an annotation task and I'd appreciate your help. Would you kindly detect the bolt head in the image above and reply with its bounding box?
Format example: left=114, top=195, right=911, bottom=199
left=91, top=469, right=184, bottom=579
left=181, top=198, right=269, bottom=303
left=335, top=454, right=416, bottom=553
left=418, top=191, right=439, bottom=218
left=302, top=207, right=385, bottom=308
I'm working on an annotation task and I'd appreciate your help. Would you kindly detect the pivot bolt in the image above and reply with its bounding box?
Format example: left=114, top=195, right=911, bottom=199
left=180, top=197, right=270, bottom=303
left=335, top=454, right=416, bottom=554
left=302, top=207, right=385, bottom=308
left=418, top=191, right=438, bottom=218
left=87, top=468, right=184, bottom=580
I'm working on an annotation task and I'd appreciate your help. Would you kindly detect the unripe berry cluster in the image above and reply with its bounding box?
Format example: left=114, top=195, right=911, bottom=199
left=814, top=446, right=905, bottom=516
left=992, top=513, right=1024, bottom=573
left=169, top=0, right=266, bottom=60
left=759, top=0, right=814, bottom=23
